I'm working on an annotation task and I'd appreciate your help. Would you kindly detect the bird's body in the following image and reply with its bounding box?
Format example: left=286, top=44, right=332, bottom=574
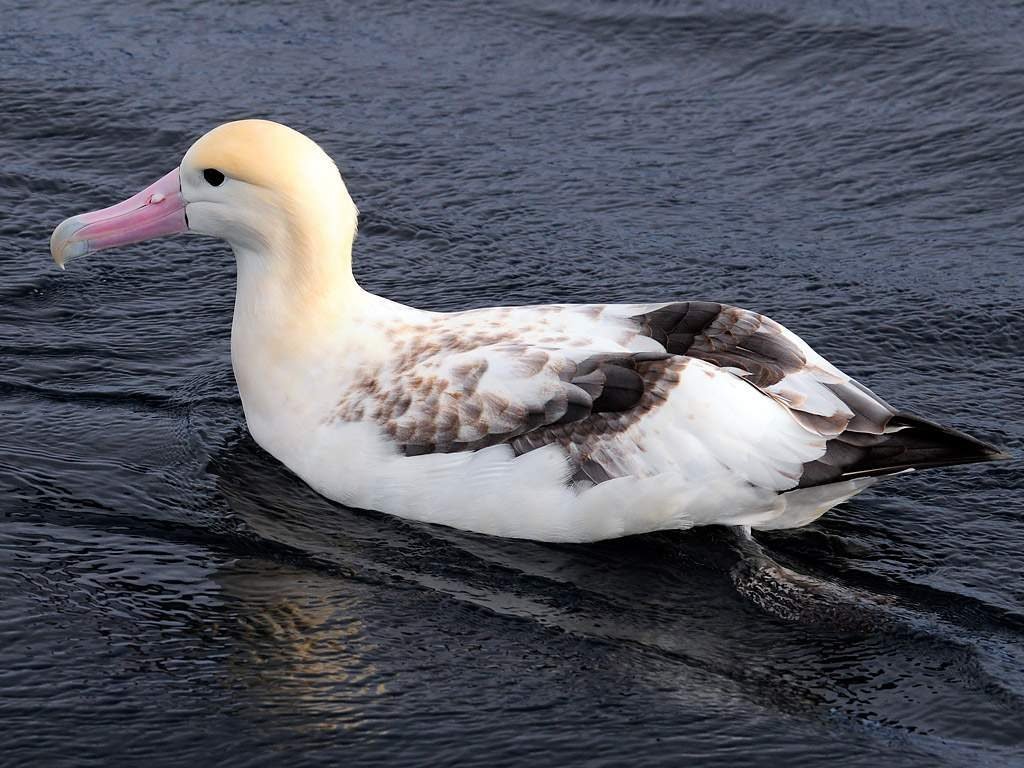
left=50, top=119, right=1006, bottom=542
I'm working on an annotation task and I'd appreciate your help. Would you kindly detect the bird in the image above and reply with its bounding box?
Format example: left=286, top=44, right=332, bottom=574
left=49, top=119, right=1007, bottom=542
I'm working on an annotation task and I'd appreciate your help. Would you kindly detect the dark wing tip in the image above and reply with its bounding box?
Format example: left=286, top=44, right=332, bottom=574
left=798, top=412, right=1009, bottom=488
left=888, top=413, right=1010, bottom=466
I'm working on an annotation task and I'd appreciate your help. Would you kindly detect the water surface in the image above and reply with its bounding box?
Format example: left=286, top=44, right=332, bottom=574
left=1, top=0, right=1022, bottom=765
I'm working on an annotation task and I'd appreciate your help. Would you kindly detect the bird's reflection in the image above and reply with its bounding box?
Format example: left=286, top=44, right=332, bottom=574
left=214, top=559, right=384, bottom=734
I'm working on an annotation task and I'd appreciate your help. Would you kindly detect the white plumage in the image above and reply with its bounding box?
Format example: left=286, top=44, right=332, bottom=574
left=49, top=120, right=1006, bottom=542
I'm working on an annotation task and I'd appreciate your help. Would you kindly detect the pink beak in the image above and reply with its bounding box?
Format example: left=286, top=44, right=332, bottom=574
left=50, top=168, right=189, bottom=269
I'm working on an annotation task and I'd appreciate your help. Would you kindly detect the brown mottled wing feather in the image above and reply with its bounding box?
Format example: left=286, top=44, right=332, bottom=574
left=388, top=347, right=670, bottom=457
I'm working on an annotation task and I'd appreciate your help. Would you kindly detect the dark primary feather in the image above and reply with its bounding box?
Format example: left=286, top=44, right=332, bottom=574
left=798, top=413, right=1008, bottom=486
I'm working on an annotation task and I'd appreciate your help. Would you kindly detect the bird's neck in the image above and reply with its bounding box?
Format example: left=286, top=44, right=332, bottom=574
left=229, top=222, right=364, bottom=438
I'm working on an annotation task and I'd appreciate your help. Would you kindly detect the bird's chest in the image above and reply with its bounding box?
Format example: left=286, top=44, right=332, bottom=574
left=229, top=320, right=352, bottom=462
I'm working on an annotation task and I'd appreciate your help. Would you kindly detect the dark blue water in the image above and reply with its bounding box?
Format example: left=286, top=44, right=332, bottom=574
left=1, top=0, right=1022, bottom=765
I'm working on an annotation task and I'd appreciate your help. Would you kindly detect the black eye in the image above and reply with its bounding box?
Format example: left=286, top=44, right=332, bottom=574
left=203, top=168, right=225, bottom=186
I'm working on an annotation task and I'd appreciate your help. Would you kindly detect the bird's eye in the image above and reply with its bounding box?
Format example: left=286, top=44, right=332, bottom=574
left=203, top=168, right=225, bottom=186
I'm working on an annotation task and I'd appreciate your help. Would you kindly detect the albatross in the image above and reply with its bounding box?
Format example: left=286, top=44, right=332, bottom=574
left=49, top=119, right=1007, bottom=542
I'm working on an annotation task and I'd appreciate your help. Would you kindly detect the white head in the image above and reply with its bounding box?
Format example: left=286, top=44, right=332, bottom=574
left=50, top=120, right=360, bottom=299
